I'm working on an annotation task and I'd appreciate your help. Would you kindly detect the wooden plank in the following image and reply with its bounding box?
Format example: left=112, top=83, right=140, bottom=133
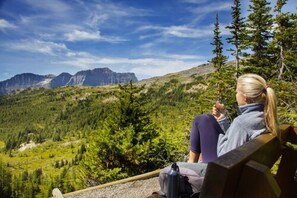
left=280, top=124, right=297, bottom=143
left=279, top=124, right=296, bottom=143
left=200, top=133, right=281, bottom=198
left=276, top=126, right=297, bottom=198
left=236, top=160, right=281, bottom=198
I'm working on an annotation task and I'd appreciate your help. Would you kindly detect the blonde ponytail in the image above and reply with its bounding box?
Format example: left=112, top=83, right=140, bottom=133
left=264, top=87, right=279, bottom=137
left=237, top=74, right=279, bottom=137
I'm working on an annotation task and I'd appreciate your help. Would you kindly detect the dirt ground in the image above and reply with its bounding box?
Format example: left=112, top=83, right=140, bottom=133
left=60, top=177, right=160, bottom=198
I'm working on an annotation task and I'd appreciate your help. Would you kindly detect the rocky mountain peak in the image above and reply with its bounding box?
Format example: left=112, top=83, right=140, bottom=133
left=0, top=68, right=138, bottom=95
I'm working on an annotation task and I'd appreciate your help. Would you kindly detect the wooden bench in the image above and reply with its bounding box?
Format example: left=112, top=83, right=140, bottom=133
left=199, top=124, right=297, bottom=198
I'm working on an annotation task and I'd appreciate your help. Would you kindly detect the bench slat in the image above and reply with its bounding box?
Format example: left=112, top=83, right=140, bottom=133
left=236, top=160, right=281, bottom=198
left=199, top=124, right=297, bottom=198
left=200, top=133, right=281, bottom=198
left=276, top=125, right=297, bottom=198
left=276, top=147, right=297, bottom=198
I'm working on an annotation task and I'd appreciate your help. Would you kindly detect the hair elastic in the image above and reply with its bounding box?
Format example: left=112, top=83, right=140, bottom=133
left=263, top=85, right=269, bottom=92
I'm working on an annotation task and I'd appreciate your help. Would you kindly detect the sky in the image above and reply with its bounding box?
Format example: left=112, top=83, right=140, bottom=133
left=0, top=0, right=296, bottom=81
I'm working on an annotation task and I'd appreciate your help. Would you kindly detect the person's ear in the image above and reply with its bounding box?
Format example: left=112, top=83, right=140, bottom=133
left=245, top=96, right=252, bottom=104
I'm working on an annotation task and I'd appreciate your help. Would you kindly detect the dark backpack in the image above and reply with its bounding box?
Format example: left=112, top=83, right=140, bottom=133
left=158, top=165, right=204, bottom=198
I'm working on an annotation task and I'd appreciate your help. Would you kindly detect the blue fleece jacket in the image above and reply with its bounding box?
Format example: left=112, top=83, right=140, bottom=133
left=217, top=103, right=267, bottom=157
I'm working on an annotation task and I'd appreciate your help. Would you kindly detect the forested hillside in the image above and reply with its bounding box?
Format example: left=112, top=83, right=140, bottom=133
left=0, top=0, right=296, bottom=197
left=0, top=64, right=296, bottom=197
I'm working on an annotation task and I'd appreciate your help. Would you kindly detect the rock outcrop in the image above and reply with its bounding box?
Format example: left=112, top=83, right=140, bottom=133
left=0, top=68, right=138, bottom=95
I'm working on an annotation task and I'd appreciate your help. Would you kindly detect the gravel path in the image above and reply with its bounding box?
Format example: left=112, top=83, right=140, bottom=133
left=54, top=171, right=161, bottom=198
left=63, top=177, right=159, bottom=198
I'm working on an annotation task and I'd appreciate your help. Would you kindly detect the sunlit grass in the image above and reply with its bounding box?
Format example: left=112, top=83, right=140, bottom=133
left=0, top=138, right=83, bottom=177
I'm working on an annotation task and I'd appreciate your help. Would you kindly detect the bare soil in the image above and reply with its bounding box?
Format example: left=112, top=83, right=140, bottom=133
left=61, top=177, right=160, bottom=198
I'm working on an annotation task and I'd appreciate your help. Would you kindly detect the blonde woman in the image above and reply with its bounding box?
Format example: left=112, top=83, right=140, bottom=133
left=154, top=74, right=279, bottom=197
left=180, top=73, right=278, bottom=177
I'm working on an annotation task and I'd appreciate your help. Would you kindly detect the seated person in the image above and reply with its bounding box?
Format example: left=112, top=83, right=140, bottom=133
left=178, top=73, right=278, bottom=177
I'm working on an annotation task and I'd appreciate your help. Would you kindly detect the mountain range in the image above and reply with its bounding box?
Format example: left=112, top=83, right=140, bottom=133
left=0, top=68, right=138, bottom=95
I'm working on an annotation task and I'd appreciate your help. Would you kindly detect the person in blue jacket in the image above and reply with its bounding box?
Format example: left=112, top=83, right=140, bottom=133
left=154, top=74, right=279, bottom=197
left=180, top=73, right=278, bottom=176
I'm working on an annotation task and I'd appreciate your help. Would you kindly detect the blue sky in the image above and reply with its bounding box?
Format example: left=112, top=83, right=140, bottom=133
left=0, top=0, right=296, bottom=81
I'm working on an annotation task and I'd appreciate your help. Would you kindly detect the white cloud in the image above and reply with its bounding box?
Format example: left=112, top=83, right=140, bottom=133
left=164, top=25, right=212, bottom=38
left=56, top=53, right=205, bottom=79
left=136, top=25, right=163, bottom=32
left=137, top=23, right=232, bottom=41
left=23, top=0, right=70, bottom=15
left=0, top=19, right=16, bottom=30
left=64, top=29, right=127, bottom=43
left=190, top=2, right=233, bottom=14
left=101, top=36, right=128, bottom=43
left=4, top=39, right=68, bottom=56
left=181, top=0, right=208, bottom=4
left=93, top=1, right=151, bottom=18
left=130, top=58, right=203, bottom=78
left=65, top=30, right=101, bottom=41
left=162, top=54, right=205, bottom=60
left=140, top=42, right=155, bottom=49
left=137, top=25, right=214, bottom=40
left=87, top=13, right=109, bottom=27
left=81, top=0, right=152, bottom=30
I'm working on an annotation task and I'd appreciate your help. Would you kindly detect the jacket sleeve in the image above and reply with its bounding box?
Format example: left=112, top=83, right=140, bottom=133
left=217, top=118, right=249, bottom=157
left=217, top=117, right=230, bottom=133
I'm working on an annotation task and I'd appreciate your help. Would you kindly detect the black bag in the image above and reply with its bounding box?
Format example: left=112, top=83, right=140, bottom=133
left=179, top=174, right=195, bottom=198
left=158, top=164, right=204, bottom=198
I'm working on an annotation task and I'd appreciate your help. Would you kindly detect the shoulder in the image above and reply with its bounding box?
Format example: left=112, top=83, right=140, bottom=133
left=234, top=111, right=266, bottom=137
left=237, top=110, right=264, bottom=124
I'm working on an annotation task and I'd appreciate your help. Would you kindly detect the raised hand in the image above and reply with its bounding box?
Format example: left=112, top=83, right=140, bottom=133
left=212, top=101, right=226, bottom=120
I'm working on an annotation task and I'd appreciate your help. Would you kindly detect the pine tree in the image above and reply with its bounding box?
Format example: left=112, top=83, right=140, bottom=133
left=226, top=0, right=246, bottom=79
left=11, top=175, right=22, bottom=198
left=80, top=81, right=160, bottom=184
left=244, top=0, right=274, bottom=78
left=0, top=161, right=12, bottom=198
left=210, top=13, right=228, bottom=101
left=112, top=81, right=158, bottom=144
left=210, top=13, right=228, bottom=72
left=272, top=0, right=297, bottom=81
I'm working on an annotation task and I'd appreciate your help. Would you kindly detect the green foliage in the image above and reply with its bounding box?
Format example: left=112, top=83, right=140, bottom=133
left=226, top=0, right=246, bottom=78
left=243, top=0, right=274, bottom=78
left=0, top=70, right=296, bottom=197
left=203, top=66, right=237, bottom=118
left=0, top=1, right=296, bottom=196
left=0, top=160, right=12, bottom=198
left=270, top=80, right=297, bottom=126
left=272, top=0, right=297, bottom=81
left=210, top=13, right=228, bottom=71
left=80, top=81, right=162, bottom=184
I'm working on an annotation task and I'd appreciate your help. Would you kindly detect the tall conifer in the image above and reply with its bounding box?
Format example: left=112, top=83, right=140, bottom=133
left=210, top=13, right=228, bottom=72
left=273, top=0, right=297, bottom=81
left=244, top=0, right=273, bottom=78
left=81, top=81, right=160, bottom=184
left=226, top=0, right=246, bottom=79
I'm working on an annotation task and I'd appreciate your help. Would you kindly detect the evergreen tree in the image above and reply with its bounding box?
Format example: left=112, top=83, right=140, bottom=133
left=80, top=81, right=160, bottom=185
left=272, top=0, right=297, bottom=81
left=0, top=160, right=12, bottom=198
left=11, top=175, right=21, bottom=198
left=210, top=13, right=228, bottom=72
left=226, top=0, right=246, bottom=79
left=111, top=81, right=157, bottom=145
left=244, top=0, right=274, bottom=78
left=210, top=13, right=228, bottom=101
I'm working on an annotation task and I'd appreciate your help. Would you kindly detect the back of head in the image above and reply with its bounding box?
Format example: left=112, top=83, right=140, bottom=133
left=237, top=74, right=278, bottom=137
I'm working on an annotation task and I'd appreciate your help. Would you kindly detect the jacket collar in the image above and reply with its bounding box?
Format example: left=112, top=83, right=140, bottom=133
left=238, top=103, right=264, bottom=115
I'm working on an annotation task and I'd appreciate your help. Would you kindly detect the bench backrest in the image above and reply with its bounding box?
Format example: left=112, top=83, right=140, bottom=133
left=200, top=124, right=297, bottom=198
left=275, top=125, right=297, bottom=198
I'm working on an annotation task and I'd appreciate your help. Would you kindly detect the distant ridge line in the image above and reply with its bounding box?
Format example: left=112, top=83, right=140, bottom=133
left=0, top=67, right=138, bottom=95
